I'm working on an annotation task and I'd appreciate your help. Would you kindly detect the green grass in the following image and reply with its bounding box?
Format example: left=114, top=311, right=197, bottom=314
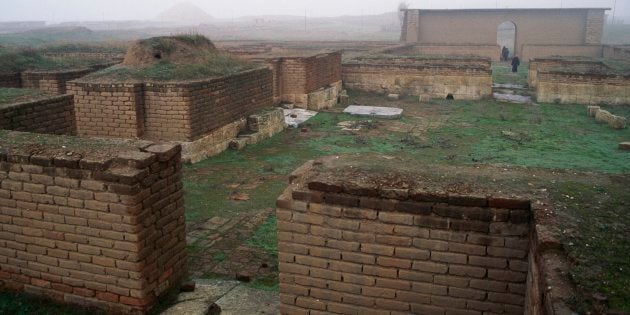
left=0, top=88, right=46, bottom=105
left=0, top=47, right=112, bottom=73
left=247, top=216, right=278, bottom=255
left=492, top=62, right=528, bottom=86
left=84, top=53, right=256, bottom=82
left=551, top=181, right=630, bottom=312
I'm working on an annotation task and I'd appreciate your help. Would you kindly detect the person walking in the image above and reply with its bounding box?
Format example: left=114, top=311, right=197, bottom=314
left=511, top=56, right=520, bottom=73
left=501, top=46, right=509, bottom=61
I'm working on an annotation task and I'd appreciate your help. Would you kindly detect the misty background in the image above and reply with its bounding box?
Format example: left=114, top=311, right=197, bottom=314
left=1, top=0, right=628, bottom=22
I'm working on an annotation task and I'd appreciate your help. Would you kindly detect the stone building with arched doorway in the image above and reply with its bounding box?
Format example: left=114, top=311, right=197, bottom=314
left=400, top=8, right=608, bottom=61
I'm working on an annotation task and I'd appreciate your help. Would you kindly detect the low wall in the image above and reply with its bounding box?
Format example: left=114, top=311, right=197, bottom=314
left=69, top=68, right=273, bottom=142
left=536, top=71, right=630, bottom=105
left=528, top=58, right=608, bottom=90
left=342, top=57, right=492, bottom=100
left=265, top=52, right=342, bottom=108
left=521, top=45, right=603, bottom=61
left=383, top=44, right=501, bottom=62
left=0, top=73, right=21, bottom=88
left=277, top=160, right=531, bottom=314
left=42, top=52, right=124, bottom=61
left=68, top=82, right=145, bottom=139
left=602, top=45, right=630, bottom=61
left=21, top=69, right=95, bottom=95
left=0, top=95, right=75, bottom=135
left=0, top=131, right=187, bottom=313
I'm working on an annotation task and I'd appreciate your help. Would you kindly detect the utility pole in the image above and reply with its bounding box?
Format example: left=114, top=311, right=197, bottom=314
left=612, top=0, right=617, bottom=24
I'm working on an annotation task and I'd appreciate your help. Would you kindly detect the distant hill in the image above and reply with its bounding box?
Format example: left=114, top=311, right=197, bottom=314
left=156, top=2, right=214, bottom=23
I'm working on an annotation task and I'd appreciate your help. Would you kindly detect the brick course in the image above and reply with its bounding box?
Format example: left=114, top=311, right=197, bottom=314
left=0, top=95, right=76, bottom=135
left=69, top=67, right=273, bottom=142
left=277, top=162, right=531, bottom=314
left=342, top=57, right=492, bottom=100
left=0, top=133, right=186, bottom=314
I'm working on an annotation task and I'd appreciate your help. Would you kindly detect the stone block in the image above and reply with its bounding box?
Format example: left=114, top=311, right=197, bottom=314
left=608, top=115, right=627, bottom=129
left=619, top=142, right=630, bottom=151
left=587, top=106, right=600, bottom=117
left=387, top=94, right=400, bottom=101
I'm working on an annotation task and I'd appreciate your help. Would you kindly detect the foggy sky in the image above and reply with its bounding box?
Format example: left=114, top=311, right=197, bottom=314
left=0, top=0, right=628, bottom=22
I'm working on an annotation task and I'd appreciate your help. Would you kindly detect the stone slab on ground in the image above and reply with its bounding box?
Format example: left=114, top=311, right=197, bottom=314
left=284, top=108, right=317, bottom=128
left=214, top=284, right=279, bottom=315
left=493, top=92, right=532, bottom=104
left=619, top=142, right=630, bottom=151
left=343, top=105, right=403, bottom=119
left=161, top=280, right=239, bottom=315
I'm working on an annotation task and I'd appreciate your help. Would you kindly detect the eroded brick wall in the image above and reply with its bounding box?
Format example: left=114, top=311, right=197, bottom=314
left=266, top=52, right=342, bottom=106
left=0, top=133, right=186, bottom=313
left=68, top=82, right=145, bottom=139
left=0, top=73, right=21, bottom=88
left=21, top=70, right=94, bottom=95
left=536, top=71, right=630, bottom=105
left=0, top=95, right=75, bottom=135
left=342, top=59, right=492, bottom=100
left=277, top=164, right=531, bottom=314
left=528, top=58, right=608, bottom=89
left=602, top=45, right=630, bottom=61
left=386, top=45, right=501, bottom=62
left=521, top=45, right=603, bottom=61
left=69, top=68, right=273, bottom=142
left=187, top=68, right=273, bottom=141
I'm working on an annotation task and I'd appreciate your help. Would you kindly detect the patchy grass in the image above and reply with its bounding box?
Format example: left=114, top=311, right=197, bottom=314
left=0, top=47, right=112, bottom=73
left=550, top=180, right=630, bottom=312
left=247, top=216, right=278, bottom=255
left=84, top=53, right=256, bottom=82
left=492, top=62, right=528, bottom=86
left=0, top=291, right=100, bottom=315
left=0, top=88, right=47, bottom=105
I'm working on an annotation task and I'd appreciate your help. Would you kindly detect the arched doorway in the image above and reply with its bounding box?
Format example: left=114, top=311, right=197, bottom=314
left=497, top=21, right=516, bottom=61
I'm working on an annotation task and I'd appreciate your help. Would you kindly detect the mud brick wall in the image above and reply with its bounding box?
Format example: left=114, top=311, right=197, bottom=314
left=0, top=73, right=22, bottom=88
left=385, top=45, right=501, bottom=62
left=528, top=58, right=608, bottom=89
left=277, top=166, right=531, bottom=314
left=21, top=69, right=95, bottom=95
left=521, top=45, right=603, bottom=61
left=143, top=84, right=190, bottom=141
left=536, top=71, right=630, bottom=105
left=303, top=52, right=342, bottom=93
left=68, top=82, right=145, bottom=139
left=342, top=60, right=492, bottom=100
left=602, top=45, right=630, bottom=61
left=186, top=68, right=273, bottom=141
left=0, top=95, right=75, bottom=135
left=69, top=68, right=272, bottom=142
left=266, top=52, right=342, bottom=106
left=0, top=134, right=186, bottom=314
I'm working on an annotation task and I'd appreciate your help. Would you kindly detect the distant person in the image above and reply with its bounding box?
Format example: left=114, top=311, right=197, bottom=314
left=502, top=46, right=509, bottom=61
left=511, top=56, right=520, bottom=73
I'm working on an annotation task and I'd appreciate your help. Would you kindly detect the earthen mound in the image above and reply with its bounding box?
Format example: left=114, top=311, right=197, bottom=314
left=122, top=35, right=216, bottom=66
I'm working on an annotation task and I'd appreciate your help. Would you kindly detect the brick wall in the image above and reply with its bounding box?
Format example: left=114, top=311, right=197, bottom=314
left=584, top=9, right=606, bottom=45
left=536, top=71, right=630, bottom=105
left=68, top=82, right=145, bottom=139
left=387, top=44, right=501, bottom=62
left=0, top=95, right=75, bottom=135
left=528, top=58, right=608, bottom=89
left=521, top=45, right=603, bottom=61
left=69, top=67, right=273, bottom=142
left=187, top=69, right=273, bottom=141
left=265, top=52, right=342, bottom=107
left=0, top=132, right=186, bottom=313
left=0, top=73, right=22, bottom=88
left=277, top=161, right=531, bottom=314
left=21, top=69, right=94, bottom=95
left=342, top=58, right=492, bottom=100
left=602, top=45, right=630, bottom=61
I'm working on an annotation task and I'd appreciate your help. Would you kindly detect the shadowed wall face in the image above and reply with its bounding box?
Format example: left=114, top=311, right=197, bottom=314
left=401, top=9, right=607, bottom=56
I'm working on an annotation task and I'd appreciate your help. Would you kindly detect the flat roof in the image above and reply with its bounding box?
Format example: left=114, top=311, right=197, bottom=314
left=402, top=8, right=611, bottom=12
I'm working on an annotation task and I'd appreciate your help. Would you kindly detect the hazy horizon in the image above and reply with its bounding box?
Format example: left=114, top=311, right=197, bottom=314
left=0, top=0, right=628, bottom=23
